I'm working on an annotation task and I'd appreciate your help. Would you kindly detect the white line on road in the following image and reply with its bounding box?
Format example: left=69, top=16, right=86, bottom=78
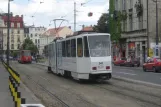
left=115, top=72, right=137, bottom=76
left=120, top=69, right=134, bottom=72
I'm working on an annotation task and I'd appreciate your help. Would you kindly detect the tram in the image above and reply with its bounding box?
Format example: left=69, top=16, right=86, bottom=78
left=45, top=32, right=112, bottom=81
left=18, top=50, right=32, bottom=64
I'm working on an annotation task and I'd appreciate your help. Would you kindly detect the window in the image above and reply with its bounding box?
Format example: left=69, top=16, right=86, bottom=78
left=11, top=44, right=14, bottom=49
left=62, top=41, right=66, bottom=57
left=17, top=37, right=20, bottom=42
left=83, top=36, right=89, bottom=57
left=30, top=34, right=33, bottom=38
left=66, top=40, right=71, bottom=57
left=11, top=23, right=14, bottom=28
left=129, top=0, right=133, bottom=8
left=17, top=29, right=20, bottom=34
left=0, top=44, right=1, bottom=49
left=11, top=29, right=14, bottom=33
left=71, top=39, right=76, bottom=57
left=129, top=16, right=133, bottom=31
left=35, top=39, right=37, bottom=44
left=38, top=39, right=40, bottom=44
left=17, top=44, right=20, bottom=49
left=35, top=33, right=37, bottom=36
left=17, top=23, right=20, bottom=28
left=88, top=35, right=110, bottom=57
left=122, top=0, right=126, bottom=10
left=77, top=38, right=83, bottom=57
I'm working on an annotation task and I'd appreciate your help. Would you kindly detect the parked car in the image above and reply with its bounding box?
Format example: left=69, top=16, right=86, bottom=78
left=143, top=57, right=161, bottom=72
left=113, top=57, right=127, bottom=66
left=124, top=58, right=140, bottom=67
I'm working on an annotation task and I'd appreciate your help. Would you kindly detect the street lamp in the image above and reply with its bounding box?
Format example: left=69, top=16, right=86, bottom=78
left=152, top=0, right=159, bottom=56
left=7, top=0, right=13, bottom=65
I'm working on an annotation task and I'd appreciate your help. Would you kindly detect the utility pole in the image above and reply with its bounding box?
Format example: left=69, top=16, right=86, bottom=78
left=156, top=0, right=159, bottom=56
left=7, top=0, right=10, bottom=65
left=74, top=2, right=76, bottom=32
left=147, top=0, right=149, bottom=57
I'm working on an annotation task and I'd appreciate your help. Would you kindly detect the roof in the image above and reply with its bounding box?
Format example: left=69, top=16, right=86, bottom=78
left=81, top=26, right=93, bottom=31
left=41, top=26, right=65, bottom=37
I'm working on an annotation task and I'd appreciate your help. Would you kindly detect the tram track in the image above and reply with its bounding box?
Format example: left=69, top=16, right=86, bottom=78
left=93, top=84, right=161, bottom=107
left=10, top=62, right=161, bottom=107
left=10, top=62, right=99, bottom=107
left=30, top=63, right=161, bottom=107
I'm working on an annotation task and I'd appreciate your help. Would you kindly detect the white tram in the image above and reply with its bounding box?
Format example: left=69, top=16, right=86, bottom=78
left=45, top=32, right=112, bottom=81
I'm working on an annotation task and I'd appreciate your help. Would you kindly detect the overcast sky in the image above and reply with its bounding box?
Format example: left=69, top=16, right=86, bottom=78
left=0, top=0, right=109, bottom=31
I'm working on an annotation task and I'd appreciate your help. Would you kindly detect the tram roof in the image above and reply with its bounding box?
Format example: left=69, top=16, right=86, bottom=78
left=47, top=33, right=110, bottom=45
left=58, top=33, right=110, bottom=41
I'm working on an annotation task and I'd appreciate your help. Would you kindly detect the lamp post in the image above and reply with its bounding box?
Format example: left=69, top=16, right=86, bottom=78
left=152, top=0, right=159, bottom=56
left=7, top=0, right=13, bottom=65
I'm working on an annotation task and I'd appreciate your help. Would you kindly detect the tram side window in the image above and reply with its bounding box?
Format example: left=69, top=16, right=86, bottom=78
left=77, top=38, right=83, bottom=57
left=62, top=41, right=66, bottom=57
left=71, top=39, right=76, bottom=57
left=83, top=36, right=89, bottom=57
left=66, top=40, right=71, bottom=57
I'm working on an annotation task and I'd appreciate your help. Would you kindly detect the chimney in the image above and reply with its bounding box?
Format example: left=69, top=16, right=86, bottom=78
left=21, top=15, right=23, bottom=18
left=69, top=26, right=71, bottom=29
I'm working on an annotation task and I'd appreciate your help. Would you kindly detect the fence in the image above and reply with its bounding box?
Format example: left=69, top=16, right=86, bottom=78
left=2, top=60, right=45, bottom=107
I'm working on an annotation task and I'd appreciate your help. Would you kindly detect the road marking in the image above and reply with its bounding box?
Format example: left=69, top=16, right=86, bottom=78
left=116, top=72, right=137, bottom=76
left=120, top=69, right=134, bottom=72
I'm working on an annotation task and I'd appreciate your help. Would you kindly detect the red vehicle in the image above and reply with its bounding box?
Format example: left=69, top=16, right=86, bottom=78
left=18, top=50, right=32, bottom=64
left=143, top=57, right=161, bottom=72
left=113, top=57, right=126, bottom=66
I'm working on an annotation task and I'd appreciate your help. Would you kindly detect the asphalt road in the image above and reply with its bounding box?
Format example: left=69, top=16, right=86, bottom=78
left=112, top=66, right=161, bottom=85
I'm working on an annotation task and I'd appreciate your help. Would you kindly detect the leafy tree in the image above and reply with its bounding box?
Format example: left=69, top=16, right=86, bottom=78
left=93, top=13, right=109, bottom=33
left=21, top=38, right=38, bottom=55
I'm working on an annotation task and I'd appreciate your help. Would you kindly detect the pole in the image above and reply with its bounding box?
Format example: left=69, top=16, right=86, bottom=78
left=7, top=0, right=10, bottom=65
left=147, top=0, right=149, bottom=57
left=74, top=2, right=76, bottom=32
left=156, top=0, right=158, bottom=56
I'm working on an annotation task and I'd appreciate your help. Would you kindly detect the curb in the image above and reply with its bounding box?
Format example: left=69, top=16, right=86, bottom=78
left=112, top=75, right=161, bottom=89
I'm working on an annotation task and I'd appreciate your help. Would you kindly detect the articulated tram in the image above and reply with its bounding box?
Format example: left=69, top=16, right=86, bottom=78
left=45, top=32, right=112, bottom=81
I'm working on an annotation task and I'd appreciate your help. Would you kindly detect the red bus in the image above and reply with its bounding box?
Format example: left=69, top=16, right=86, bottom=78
left=18, top=50, right=32, bottom=63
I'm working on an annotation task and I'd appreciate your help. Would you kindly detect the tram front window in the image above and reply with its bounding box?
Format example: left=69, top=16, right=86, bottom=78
left=24, top=51, right=31, bottom=56
left=88, top=35, right=110, bottom=57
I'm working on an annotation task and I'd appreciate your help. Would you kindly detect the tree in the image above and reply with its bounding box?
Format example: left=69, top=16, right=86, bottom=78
left=93, top=13, right=109, bottom=33
left=21, top=38, right=38, bottom=55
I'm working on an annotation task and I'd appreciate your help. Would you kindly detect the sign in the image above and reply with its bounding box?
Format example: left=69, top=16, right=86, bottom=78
left=155, top=45, right=159, bottom=49
left=148, top=48, right=153, bottom=57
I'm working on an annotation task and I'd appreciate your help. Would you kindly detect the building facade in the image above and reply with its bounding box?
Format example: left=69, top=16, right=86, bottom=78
left=24, top=26, right=46, bottom=50
left=0, top=13, right=24, bottom=52
left=39, top=26, right=73, bottom=55
left=111, top=0, right=161, bottom=64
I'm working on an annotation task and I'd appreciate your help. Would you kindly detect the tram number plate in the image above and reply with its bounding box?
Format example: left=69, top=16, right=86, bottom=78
left=98, top=65, right=104, bottom=69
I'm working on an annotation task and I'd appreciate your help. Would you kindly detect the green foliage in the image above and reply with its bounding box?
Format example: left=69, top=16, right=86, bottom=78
left=93, top=13, right=109, bottom=33
left=109, top=0, right=122, bottom=42
left=22, top=38, right=38, bottom=54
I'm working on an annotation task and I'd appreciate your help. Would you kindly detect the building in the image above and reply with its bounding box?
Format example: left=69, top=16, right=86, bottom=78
left=81, top=25, right=94, bottom=31
left=110, top=0, right=161, bottom=64
left=0, top=13, right=24, bottom=52
left=0, top=16, right=3, bottom=53
left=39, top=26, right=73, bottom=55
left=24, top=26, right=46, bottom=50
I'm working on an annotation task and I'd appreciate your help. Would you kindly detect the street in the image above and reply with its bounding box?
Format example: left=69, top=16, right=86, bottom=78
left=113, top=66, right=161, bottom=85
left=9, top=61, right=161, bottom=107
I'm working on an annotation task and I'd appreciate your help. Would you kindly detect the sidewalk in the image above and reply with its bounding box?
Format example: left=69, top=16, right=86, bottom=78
left=0, top=63, right=14, bottom=107
left=0, top=63, right=42, bottom=106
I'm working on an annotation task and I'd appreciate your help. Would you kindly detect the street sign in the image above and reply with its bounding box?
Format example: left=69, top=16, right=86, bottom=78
left=149, top=48, right=153, bottom=57
left=155, top=45, right=159, bottom=49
